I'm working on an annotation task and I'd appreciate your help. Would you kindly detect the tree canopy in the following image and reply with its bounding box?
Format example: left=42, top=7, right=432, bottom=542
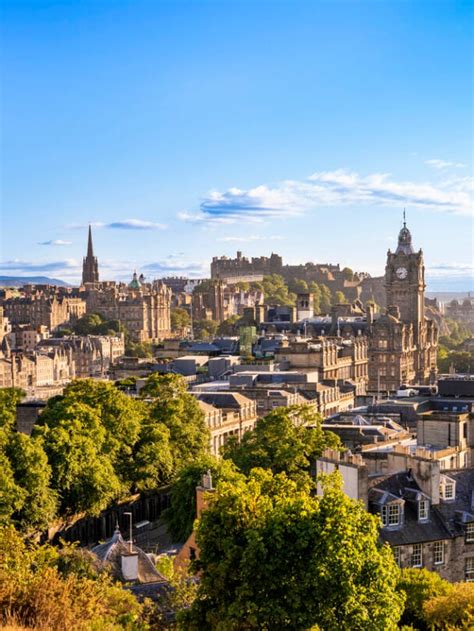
left=183, top=469, right=404, bottom=630
left=222, top=405, right=342, bottom=476
left=163, top=454, right=243, bottom=542
left=140, top=373, right=210, bottom=469
left=171, top=307, right=191, bottom=334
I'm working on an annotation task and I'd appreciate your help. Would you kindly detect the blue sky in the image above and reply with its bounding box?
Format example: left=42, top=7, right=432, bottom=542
left=1, top=0, right=473, bottom=290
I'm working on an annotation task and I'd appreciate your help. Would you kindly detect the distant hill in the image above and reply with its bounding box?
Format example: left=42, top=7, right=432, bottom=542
left=0, top=276, right=71, bottom=288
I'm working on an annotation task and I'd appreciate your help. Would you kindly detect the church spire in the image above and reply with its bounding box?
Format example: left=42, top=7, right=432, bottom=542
left=82, top=225, right=99, bottom=284
left=87, top=224, right=94, bottom=258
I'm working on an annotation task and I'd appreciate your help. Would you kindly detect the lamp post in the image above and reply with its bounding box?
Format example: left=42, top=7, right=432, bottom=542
left=123, top=511, right=133, bottom=553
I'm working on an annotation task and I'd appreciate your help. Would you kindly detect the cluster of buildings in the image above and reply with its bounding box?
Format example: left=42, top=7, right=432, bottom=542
left=317, top=382, right=474, bottom=583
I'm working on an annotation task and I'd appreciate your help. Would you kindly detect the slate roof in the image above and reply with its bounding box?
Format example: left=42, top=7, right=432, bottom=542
left=436, top=469, right=474, bottom=536
left=196, top=391, right=254, bottom=409
left=369, top=472, right=453, bottom=546
left=92, top=527, right=167, bottom=584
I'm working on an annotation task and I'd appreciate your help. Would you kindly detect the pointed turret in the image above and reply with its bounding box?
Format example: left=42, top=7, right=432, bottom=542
left=82, top=224, right=99, bottom=284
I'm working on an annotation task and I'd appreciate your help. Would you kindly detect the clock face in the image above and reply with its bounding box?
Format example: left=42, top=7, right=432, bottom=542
left=396, top=266, right=408, bottom=279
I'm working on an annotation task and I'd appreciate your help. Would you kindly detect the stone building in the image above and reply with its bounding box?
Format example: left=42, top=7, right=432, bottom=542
left=367, top=219, right=438, bottom=393
left=210, top=251, right=371, bottom=302
left=317, top=448, right=474, bottom=583
left=275, top=335, right=368, bottom=396
left=2, top=292, right=86, bottom=332
left=194, top=391, right=257, bottom=445
left=84, top=277, right=172, bottom=343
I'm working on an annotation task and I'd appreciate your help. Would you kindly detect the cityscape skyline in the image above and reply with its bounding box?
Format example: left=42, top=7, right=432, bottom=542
left=1, top=1, right=473, bottom=290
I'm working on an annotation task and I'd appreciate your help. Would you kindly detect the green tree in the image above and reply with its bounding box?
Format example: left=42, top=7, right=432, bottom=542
left=288, top=278, right=309, bottom=294
left=342, top=266, right=354, bottom=281
left=184, top=469, right=404, bottom=630
left=0, top=387, right=25, bottom=431
left=309, top=281, right=322, bottom=314
left=171, top=307, right=191, bottom=334
left=397, top=567, right=452, bottom=630
left=39, top=380, right=145, bottom=490
left=125, top=340, right=153, bottom=357
left=130, top=421, right=174, bottom=491
left=423, top=582, right=473, bottom=630
left=0, top=451, right=25, bottom=525
left=73, top=312, right=104, bottom=335
left=193, top=319, right=218, bottom=340
left=319, top=283, right=333, bottom=313
left=141, top=373, right=210, bottom=469
left=217, top=315, right=241, bottom=336
left=0, top=525, right=144, bottom=630
left=235, top=281, right=250, bottom=291
left=333, top=290, right=348, bottom=305
left=5, top=432, right=57, bottom=530
left=222, top=406, right=342, bottom=476
left=34, top=401, right=123, bottom=515
left=163, top=455, right=243, bottom=542
left=262, top=274, right=296, bottom=306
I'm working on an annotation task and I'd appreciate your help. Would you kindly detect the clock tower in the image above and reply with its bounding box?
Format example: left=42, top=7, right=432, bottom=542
left=385, top=215, right=425, bottom=341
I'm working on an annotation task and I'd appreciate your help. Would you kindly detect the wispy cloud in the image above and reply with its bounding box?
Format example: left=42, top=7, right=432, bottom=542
left=425, top=159, right=467, bottom=170
left=69, top=219, right=167, bottom=230
left=0, top=259, right=79, bottom=273
left=218, top=235, right=284, bottom=243
left=426, top=262, right=474, bottom=278
left=38, top=239, right=72, bottom=246
left=180, top=168, right=473, bottom=224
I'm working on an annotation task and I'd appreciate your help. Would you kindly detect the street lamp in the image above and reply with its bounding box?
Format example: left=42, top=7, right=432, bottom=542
left=123, top=512, right=133, bottom=553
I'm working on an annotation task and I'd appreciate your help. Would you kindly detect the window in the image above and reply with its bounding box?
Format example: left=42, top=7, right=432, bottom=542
left=388, top=504, right=401, bottom=526
left=393, top=546, right=401, bottom=567
left=433, top=541, right=444, bottom=565
left=466, top=523, right=474, bottom=543
left=381, top=503, right=401, bottom=527
left=379, top=340, right=388, bottom=349
left=418, top=499, right=429, bottom=521
left=465, top=558, right=474, bottom=582
left=411, top=544, right=423, bottom=568
left=439, top=477, right=456, bottom=501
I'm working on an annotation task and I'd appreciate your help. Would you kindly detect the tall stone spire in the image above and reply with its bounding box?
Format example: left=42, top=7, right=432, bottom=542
left=82, top=224, right=99, bottom=284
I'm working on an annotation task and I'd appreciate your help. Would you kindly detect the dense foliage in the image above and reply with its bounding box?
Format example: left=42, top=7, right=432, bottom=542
left=71, top=312, right=123, bottom=337
left=193, top=318, right=218, bottom=340
left=183, top=469, right=405, bottom=630
left=0, top=375, right=210, bottom=525
left=248, top=274, right=346, bottom=313
left=222, top=405, right=342, bottom=476
left=397, top=568, right=473, bottom=630
left=0, top=525, right=145, bottom=630
left=170, top=307, right=191, bottom=335
left=163, top=455, right=243, bottom=542
left=437, top=318, right=473, bottom=373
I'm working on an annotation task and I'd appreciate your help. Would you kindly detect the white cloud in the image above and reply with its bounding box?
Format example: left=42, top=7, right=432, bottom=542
left=180, top=168, right=473, bottom=224
left=425, top=159, right=467, bottom=170
left=38, top=239, right=72, bottom=246
left=426, top=262, right=474, bottom=278
left=68, top=219, right=167, bottom=230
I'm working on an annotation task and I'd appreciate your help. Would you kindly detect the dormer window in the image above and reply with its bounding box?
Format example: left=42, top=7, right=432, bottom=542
left=418, top=499, right=429, bottom=521
left=439, top=476, right=456, bottom=501
left=381, top=503, right=401, bottom=527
